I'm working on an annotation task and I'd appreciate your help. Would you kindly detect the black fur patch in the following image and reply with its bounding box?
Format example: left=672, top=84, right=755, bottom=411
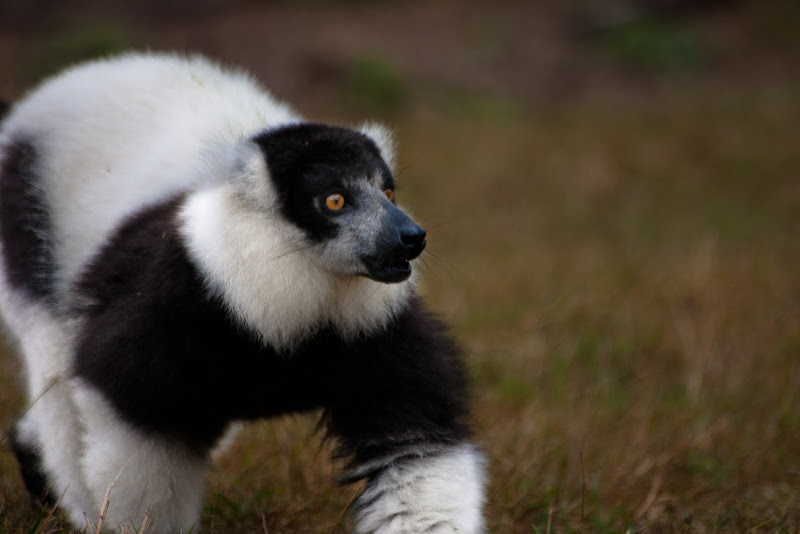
left=73, top=195, right=471, bottom=471
left=253, top=123, right=394, bottom=242
left=9, top=428, right=56, bottom=506
left=0, top=101, right=8, bottom=119
left=72, top=195, right=235, bottom=450
left=318, top=297, right=471, bottom=473
left=0, top=139, right=56, bottom=302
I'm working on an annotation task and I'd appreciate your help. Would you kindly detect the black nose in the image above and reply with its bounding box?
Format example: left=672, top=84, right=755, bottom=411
left=401, top=226, right=426, bottom=260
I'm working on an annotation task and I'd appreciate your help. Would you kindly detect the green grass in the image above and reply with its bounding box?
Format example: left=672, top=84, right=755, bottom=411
left=599, top=17, right=704, bottom=74
left=23, top=21, right=131, bottom=84
left=344, top=56, right=407, bottom=115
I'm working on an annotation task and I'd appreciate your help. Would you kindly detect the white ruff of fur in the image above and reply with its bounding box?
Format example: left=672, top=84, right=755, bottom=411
left=180, top=184, right=416, bottom=350
left=354, top=444, right=487, bottom=534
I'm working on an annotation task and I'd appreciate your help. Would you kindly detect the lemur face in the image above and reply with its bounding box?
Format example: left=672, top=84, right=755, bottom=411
left=254, top=124, right=426, bottom=284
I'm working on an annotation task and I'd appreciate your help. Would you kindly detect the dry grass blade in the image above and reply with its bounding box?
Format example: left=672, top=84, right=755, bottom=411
left=138, top=505, right=153, bottom=534
left=580, top=451, right=585, bottom=522
left=37, top=484, right=69, bottom=533
left=96, top=468, right=123, bottom=533
left=0, top=378, right=58, bottom=447
left=327, top=483, right=363, bottom=534
left=635, top=472, right=662, bottom=519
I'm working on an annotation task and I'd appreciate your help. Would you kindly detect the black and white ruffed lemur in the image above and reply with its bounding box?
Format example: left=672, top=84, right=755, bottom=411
left=0, top=53, right=485, bottom=533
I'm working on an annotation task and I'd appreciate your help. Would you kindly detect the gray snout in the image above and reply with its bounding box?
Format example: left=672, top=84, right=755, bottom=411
left=362, top=203, right=426, bottom=284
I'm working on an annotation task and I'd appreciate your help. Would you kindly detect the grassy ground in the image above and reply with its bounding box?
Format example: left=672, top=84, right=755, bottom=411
left=1, top=2, right=800, bottom=532
left=402, top=88, right=800, bottom=532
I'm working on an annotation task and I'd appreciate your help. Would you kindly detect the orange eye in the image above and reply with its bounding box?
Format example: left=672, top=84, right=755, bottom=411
left=383, top=189, right=394, bottom=202
left=325, top=194, right=345, bottom=211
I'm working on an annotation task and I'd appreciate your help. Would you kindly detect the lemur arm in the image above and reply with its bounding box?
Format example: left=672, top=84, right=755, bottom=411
left=322, top=296, right=486, bottom=534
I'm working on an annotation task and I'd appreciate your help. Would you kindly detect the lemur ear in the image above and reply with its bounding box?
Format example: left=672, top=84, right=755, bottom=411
left=360, top=123, right=396, bottom=171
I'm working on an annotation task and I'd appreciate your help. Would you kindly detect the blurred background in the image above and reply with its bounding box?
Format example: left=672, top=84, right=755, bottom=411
left=1, top=1, right=799, bottom=532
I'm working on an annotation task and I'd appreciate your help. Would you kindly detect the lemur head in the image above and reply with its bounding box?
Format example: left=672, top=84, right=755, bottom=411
left=250, top=123, right=425, bottom=284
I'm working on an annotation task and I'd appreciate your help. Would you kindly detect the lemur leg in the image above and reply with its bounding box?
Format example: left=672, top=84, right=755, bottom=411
left=72, top=384, right=207, bottom=532
left=27, top=384, right=97, bottom=526
left=13, top=314, right=94, bottom=523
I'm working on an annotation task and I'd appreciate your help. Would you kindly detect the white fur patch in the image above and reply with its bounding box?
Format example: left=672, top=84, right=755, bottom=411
left=354, top=444, right=487, bottom=534
left=359, top=122, right=396, bottom=171
left=72, top=384, right=207, bottom=532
